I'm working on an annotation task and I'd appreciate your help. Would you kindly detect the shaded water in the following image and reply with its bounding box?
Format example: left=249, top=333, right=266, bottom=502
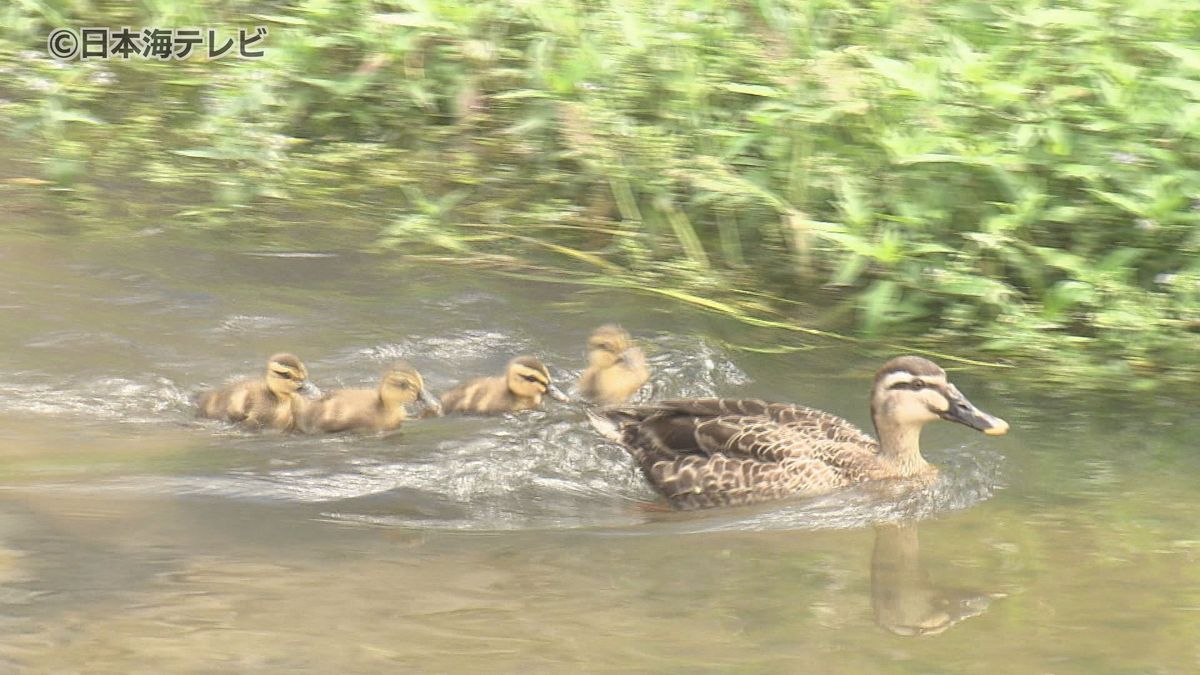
left=0, top=230, right=1197, bottom=672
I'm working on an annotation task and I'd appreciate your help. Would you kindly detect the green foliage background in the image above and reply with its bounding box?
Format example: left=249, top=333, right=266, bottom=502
left=4, top=0, right=1200, bottom=387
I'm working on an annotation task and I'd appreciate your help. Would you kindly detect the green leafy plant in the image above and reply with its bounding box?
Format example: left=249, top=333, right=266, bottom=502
left=3, top=0, right=1200, bottom=388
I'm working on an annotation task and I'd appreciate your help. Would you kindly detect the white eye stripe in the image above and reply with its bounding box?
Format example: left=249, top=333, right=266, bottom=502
left=881, top=371, right=947, bottom=390
left=881, top=371, right=914, bottom=389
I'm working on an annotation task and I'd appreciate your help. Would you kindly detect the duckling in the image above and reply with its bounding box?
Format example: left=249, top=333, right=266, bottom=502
left=577, top=324, right=650, bottom=406
left=196, top=353, right=321, bottom=431
left=437, top=356, right=570, bottom=415
left=589, top=355, right=1008, bottom=510
left=299, top=362, right=441, bottom=433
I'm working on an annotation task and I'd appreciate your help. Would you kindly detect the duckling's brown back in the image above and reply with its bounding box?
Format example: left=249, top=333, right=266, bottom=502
left=301, top=388, right=399, bottom=433
left=198, top=378, right=291, bottom=430
left=196, top=386, right=228, bottom=419
left=438, top=376, right=520, bottom=414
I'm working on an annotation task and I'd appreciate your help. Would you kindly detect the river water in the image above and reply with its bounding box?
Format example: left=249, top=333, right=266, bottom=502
left=0, top=229, right=1196, bottom=672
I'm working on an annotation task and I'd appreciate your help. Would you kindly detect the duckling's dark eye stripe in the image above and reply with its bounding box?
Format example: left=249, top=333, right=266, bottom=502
left=273, top=370, right=294, bottom=380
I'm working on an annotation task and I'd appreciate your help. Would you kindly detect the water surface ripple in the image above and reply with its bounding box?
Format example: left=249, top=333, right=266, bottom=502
left=0, top=329, right=1001, bottom=532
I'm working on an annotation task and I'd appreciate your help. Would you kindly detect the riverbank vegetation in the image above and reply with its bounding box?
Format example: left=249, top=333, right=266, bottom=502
left=3, top=0, right=1200, bottom=388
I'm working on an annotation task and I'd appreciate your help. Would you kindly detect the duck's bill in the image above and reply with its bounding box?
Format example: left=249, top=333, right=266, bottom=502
left=940, top=387, right=1009, bottom=436
left=298, top=381, right=323, bottom=400
left=418, top=388, right=442, bottom=415
left=546, top=383, right=571, bottom=403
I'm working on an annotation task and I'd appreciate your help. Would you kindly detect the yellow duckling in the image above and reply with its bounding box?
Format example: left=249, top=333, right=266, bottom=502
left=577, top=324, right=650, bottom=406
left=299, top=362, right=441, bottom=433
left=196, top=353, right=321, bottom=431
left=437, top=356, right=570, bottom=415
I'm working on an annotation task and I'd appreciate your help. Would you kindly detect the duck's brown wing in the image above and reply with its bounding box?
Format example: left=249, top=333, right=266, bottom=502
left=597, top=399, right=877, bottom=462
left=590, top=398, right=878, bottom=508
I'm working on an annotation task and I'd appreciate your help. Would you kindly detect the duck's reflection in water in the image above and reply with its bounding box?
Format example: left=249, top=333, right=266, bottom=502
left=871, top=521, right=1001, bottom=636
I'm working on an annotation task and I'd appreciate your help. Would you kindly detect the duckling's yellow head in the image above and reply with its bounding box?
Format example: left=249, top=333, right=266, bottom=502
left=265, top=353, right=319, bottom=399
left=380, top=362, right=441, bottom=414
left=506, top=356, right=570, bottom=403
left=586, top=324, right=635, bottom=369
left=870, top=356, right=1008, bottom=436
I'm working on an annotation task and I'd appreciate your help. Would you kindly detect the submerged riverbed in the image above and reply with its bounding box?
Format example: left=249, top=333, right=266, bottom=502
left=0, top=229, right=1196, bottom=672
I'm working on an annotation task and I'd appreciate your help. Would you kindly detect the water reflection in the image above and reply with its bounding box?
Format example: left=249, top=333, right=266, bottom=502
left=871, top=521, right=1000, bottom=636
left=0, top=485, right=1006, bottom=671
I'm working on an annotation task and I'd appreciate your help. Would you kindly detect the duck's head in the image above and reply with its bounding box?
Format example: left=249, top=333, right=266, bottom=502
left=379, top=362, right=441, bottom=414
left=586, top=324, right=639, bottom=369
left=265, top=353, right=321, bottom=400
left=870, top=356, right=1008, bottom=437
left=506, top=356, right=570, bottom=403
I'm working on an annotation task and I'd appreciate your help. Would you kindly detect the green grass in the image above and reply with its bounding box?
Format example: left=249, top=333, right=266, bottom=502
left=3, top=0, right=1200, bottom=388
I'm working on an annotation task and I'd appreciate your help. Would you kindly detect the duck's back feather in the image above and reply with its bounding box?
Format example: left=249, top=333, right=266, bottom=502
left=592, top=398, right=883, bottom=509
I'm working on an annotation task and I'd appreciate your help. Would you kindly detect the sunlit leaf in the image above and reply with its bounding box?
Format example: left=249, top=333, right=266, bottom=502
left=248, top=13, right=308, bottom=26
left=719, top=83, right=781, bottom=97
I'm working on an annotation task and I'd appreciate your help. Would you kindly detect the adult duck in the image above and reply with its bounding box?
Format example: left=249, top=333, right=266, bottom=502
left=589, top=356, right=1008, bottom=509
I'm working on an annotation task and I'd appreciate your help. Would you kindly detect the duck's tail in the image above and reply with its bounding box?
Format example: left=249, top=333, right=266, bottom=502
left=585, top=408, right=624, bottom=443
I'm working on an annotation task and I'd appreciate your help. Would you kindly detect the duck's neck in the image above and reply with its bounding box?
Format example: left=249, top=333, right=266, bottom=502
left=380, top=403, right=406, bottom=425
left=872, top=418, right=932, bottom=477
left=376, top=390, right=397, bottom=411
left=376, top=392, right=411, bottom=422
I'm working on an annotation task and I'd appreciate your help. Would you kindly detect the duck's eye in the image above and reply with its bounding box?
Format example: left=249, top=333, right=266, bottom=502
left=522, top=374, right=541, bottom=383
left=274, top=371, right=293, bottom=380
left=911, top=378, right=925, bottom=389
